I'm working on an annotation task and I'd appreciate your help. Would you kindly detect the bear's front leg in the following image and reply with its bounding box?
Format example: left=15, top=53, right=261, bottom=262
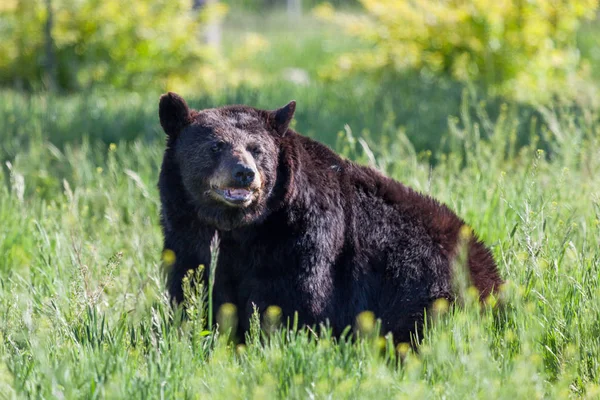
left=163, top=230, right=211, bottom=304
left=238, top=266, right=335, bottom=336
left=240, top=282, right=303, bottom=335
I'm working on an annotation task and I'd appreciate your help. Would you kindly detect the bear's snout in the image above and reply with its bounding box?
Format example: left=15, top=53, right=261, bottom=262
left=208, top=152, right=263, bottom=207
left=232, top=163, right=256, bottom=187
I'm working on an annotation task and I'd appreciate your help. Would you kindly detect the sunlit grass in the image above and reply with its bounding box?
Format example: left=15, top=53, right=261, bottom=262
left=0, top=92, right=599, bottom=398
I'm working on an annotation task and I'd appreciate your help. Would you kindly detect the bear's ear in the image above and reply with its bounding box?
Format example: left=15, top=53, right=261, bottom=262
left=159, top=92, right=193, bottom=137
left=267, top=101, right=296, bottom=136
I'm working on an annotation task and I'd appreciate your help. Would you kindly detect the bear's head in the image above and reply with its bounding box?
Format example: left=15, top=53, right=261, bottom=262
left=159, top=92, right=296, bottom=230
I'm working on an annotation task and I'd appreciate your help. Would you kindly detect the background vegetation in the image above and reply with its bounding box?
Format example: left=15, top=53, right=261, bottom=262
left=315, top=0, right=598, bottom=104
left=1, top=0, right=600, bottom=398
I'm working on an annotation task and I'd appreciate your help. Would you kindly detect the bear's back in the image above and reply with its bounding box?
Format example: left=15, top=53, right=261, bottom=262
left=284, top=132, right=501, bottom=301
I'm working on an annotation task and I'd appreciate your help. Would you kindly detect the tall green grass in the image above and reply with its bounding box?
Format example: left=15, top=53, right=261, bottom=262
left=0, top=80, right=541, bottom=162
left=0, top=91, right=599, bottom=398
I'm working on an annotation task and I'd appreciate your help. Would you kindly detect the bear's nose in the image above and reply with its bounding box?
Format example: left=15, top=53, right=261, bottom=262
left=232, top=164, right=255, bottom=186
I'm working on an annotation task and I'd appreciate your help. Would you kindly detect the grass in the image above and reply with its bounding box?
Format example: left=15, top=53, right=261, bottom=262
left=222, top=10, right=362, bottom=78
left=0, top=88, right=599, bottom=398
left=0, top=79, right=541, bottom=162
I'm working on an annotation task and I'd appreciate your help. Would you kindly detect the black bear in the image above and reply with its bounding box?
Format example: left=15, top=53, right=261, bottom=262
left=158, top=92, right=503, bottom=343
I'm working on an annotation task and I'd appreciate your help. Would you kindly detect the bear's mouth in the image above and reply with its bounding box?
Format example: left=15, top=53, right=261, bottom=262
left=211, top=187, right=256, bottom=206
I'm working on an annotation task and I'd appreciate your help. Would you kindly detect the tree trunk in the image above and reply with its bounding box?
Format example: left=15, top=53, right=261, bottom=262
left=287, top=0, right=301, bottom=18
left=44, top=0, right=57, bottom=91
left=200, top=0, right=221, bottom=50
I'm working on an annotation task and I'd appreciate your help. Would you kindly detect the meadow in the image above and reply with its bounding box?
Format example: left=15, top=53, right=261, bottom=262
left=1, top=6, right=600, bottom=400
left=1, top=87, right=600, bottom=398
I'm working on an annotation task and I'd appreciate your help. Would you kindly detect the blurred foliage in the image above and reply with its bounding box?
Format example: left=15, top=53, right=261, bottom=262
left=1, top=79, right=537, bottom=155
left=221, top=10, right=362, bottom=84
left=578, top=20, right=600, bottom=82
left=315, top=0, right=599, bottom=104
left=0, top=0, right=244, bottom=93
left=222, top=0, right=360, bottom=12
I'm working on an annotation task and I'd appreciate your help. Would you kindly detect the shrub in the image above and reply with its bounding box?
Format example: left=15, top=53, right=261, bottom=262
left=315, top=0, right=599, bottom=104
left=0, top=0, right=228, bottom=92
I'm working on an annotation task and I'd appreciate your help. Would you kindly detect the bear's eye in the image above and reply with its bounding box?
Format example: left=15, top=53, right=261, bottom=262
left=247, top=144, right=262, bottom=157
left=211, top=141, right=225, bottom=153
